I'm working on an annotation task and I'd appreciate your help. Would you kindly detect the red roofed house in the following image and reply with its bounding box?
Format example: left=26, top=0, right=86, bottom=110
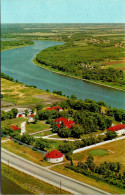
left=107, top=124, right=125, bottom=135
left=56, top=117, right=75, bottom=129
left=46, top=106, right=62, bottom=111
left=10, top=125, right=21, bottom=133
left=45, top=150, right=64, bottom=163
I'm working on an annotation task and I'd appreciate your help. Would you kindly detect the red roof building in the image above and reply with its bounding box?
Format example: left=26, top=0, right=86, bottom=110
left=107, top=124, right=125, bottom=135
left=30, top=114, right=34, bottom=117
left=46, top=106, right=62, bottom=111
left=45, top=150, right=63, bottom=163
left=10, top=125, right=21, bottom=131
left=18, top=114, right=22, bottom=118
left=107, top=124, right=125, bottom=131
left=56, top=117, right=75, bottom=128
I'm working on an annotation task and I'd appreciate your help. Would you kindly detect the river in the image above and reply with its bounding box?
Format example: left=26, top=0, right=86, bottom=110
left=1, top=40, right=125, bottom=109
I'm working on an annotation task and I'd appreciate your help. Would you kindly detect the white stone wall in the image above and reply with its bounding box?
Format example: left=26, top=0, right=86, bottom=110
left=117, top=129, right=125, bottom=135
left=46, top=156, right=63, bottom=163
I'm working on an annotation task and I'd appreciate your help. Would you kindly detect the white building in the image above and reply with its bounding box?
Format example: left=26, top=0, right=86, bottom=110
left=107, top=124, right=125, bottom=136
left=45, top=150, right=64, bottom=163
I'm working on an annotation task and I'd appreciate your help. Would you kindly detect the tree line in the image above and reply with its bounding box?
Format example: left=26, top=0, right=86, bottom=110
left=1, top=40, right=34, bottom=51
left=66, top=155, right=125, bottom=189
left=36, top=43, right=125, bottom=86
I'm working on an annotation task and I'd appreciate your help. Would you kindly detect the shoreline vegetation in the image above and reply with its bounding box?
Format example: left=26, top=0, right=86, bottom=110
left=33, top=58, right=125, bottom=92
left=1, top=40, right=34, bottom=51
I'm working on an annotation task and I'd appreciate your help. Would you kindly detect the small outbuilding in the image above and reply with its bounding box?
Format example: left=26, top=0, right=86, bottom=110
left=45, top=150, right=63, bottom=163
left=107, top=124, right=125, bottom=135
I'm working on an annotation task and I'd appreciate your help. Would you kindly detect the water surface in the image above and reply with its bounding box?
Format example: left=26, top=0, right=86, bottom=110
left=1, top=40, right=125, bottom=109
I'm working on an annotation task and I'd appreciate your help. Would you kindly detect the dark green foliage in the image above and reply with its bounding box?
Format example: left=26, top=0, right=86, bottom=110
left=34, top=138, right=50, bottom=150
left=71, top=124, right=84, bottom=138
left=25, top=110, right=28, bottom=116
left=105, top=131, right=117, bottom=140
left=11, top=108, right=18, bottom=118
left=58, top=128, right=71, bottom=138
left=66, top=157, right=125, bottom=189
left=106, top=108, right=125, bottom=122
left=65, top=152, right=73, bottom=161
left=1, top=94, right=4, bottom=98
left=46, top=89, right=50, bottom=92
left=58, top=142, right=74, bottom=154
left=1, top=40, right=34, bottom=51
left=70, top=94, right=77, bottom=100
left=36, top=43, right=125, bottom=85
left=11, top=132, right=50, bottom=151
left=1, top=108, right=18, bottom=121
left=36, top=104, right=43, bottom=111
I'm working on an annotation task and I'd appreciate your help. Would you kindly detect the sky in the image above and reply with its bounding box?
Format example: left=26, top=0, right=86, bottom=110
left=1, top=0, right=125, bottom=23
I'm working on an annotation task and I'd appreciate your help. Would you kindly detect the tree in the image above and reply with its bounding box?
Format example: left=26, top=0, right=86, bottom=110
left=70, top=94, right=77, bottom=100
left=11, top=108, right=18, bottom=118
left=1, top=110, right=6, bottom=121
left=34, top=138, right=50, bottom=150
left=58, top=142, right=74, bottom=154
left=36, top=104, right=43, bottom=111
left=105, top=131, right=117, bottom=140
left=71, top=124, right=84, bottom=138
left=58, top=127, right=71, bottom=138
left=25, top=110, right=28, bottom=116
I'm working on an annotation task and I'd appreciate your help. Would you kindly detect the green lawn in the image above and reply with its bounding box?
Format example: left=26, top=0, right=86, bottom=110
left=26, top=121, right=50, bottom=134
left=88, top=149, right=109, bottom=157
left=34, top=130, right=52, bottom=137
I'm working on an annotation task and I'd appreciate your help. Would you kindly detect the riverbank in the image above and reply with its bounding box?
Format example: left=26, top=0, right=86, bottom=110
left=33, top=58, right=125, bottom=91
left=1, top=163, right=68, bottom=194
left=1, top=40, right=34, bottom=51
left=2, top=44, right=34, bottom=52
left=1, top=78, right=65, bottom=107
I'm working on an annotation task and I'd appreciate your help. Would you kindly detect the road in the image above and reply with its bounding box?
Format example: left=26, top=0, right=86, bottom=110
left=1, top=148, right=110, bottom=195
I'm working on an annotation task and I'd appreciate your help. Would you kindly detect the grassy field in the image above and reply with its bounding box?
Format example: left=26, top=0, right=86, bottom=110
left=88, top=149, right=108, bottom=156
left=1, top=78, right=65, bottom=107
left=26, top=121, right=50, bottom=134
left=1, top=140, right=50, bottom=167
left=34, top=130, right=53, bottom=137
left=79, top=138, right=125, bottom=171
left=1, top=163, right=69, bottom=194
